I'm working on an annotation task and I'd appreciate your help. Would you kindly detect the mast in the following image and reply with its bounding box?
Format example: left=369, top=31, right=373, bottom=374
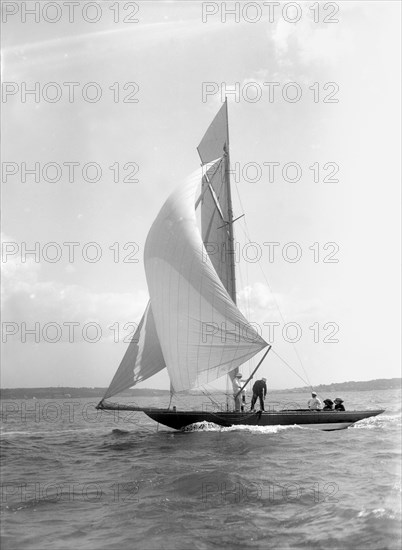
left=197, top=100, right=267, bottom=393
left=223, top=99, right=241, bottom=390
left=224, top=97, right=237, bottom=305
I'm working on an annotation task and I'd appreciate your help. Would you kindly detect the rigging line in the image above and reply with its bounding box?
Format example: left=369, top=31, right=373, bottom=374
left=204, top=381, right=232, bottom=401
left=270, top=348, right=313, bottom=390
left=232, top=178, right=312, bottom=389
left=200, top=386, right=221, bottom=408
left=195, top=157, right=224, bottom=210
left=242, top=217, right=254, bottom=377
left=255, top=236, right=312, bottom=388
left=235, top=232, right=255, bottom=379
left=201, top=381, right=240, bottom=405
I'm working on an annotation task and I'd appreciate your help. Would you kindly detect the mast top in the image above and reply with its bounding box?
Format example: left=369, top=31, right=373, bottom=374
left=197, top=101, right=229, bottom=165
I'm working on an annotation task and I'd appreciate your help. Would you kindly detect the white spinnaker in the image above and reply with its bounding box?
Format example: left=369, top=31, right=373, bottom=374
left=102, top=303, right=166, bottom=399
left=145, top=167, right=268, bottom=392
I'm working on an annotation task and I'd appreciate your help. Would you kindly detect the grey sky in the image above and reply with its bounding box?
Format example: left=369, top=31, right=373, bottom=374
left=2, top=1, right=400, bottom=389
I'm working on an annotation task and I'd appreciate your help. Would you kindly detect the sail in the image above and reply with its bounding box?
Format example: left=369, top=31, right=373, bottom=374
left=102, top=303, right=166, bottom=399
left=201, top=157, right=235, bottom=302
left=197, top=102, right=229, bottom=164
left=199, top=101, right=239, bottom=383
left=144, top=168, right=268, bottom=392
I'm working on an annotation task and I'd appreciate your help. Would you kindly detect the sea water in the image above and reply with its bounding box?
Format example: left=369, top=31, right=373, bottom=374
left=1, top=389, right=401, bottom=550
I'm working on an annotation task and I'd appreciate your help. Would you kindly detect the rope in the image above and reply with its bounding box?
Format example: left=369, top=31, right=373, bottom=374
left=200, top=386, right=222, bottom=408
left=232, top=178, right=313, bottom=390
left=271, top=348, right=312, bottom=390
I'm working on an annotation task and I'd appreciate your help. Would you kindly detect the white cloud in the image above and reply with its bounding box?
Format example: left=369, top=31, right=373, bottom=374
left=237, top=280, right=326, bottom=327
left=2, top=234, right=148, bottom=342
left=271, top=18, right=297, bottom=58
left=269, top=3, right=357, bottom=70
left=238, top=282, right=280, bottom=317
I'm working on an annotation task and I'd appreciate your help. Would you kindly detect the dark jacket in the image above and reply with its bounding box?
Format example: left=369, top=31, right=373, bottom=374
left=323, top=399, right=334, bottom=411
left=252, top=380, right=267, bottom=397
left=335, top=403, right=345, bottom=411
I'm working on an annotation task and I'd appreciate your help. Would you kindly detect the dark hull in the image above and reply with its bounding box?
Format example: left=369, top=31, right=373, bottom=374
left=98, top=402, right=384, bottom=431
left=145, top=409, right=384, bottom=431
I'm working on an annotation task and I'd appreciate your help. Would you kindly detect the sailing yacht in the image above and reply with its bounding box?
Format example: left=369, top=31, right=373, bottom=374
left=97, top=101, right=384, bottom=431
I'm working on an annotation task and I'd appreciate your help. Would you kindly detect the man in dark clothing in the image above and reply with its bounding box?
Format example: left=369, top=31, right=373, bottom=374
left=323, top=399, right=334, bottom=411
left=250, top=378, right=267, bottom=411
left=334, top=398, right=345, bottom=411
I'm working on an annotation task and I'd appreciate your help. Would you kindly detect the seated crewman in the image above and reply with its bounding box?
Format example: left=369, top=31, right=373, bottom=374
left=323, top=399, right=334, bottom=411
left=307, top=392, right=322, bottom=410
left=334, top=398, right=345, bottom=411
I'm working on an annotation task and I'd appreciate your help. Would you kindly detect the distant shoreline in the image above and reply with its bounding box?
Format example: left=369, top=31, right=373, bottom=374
left=0, top=378, right=400, bottom=399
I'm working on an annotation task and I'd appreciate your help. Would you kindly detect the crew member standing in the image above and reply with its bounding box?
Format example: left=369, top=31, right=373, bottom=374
left=232, top=373, right=245, bottom=412
left=250, top=378, right=267, bottom=411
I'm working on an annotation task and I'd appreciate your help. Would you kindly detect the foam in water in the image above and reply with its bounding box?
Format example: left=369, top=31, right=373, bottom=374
left=181, top=421, right=304, bottom=434
left=351, top=414, right=401, bottom=430
left=358, top=508, right=399, bottom=520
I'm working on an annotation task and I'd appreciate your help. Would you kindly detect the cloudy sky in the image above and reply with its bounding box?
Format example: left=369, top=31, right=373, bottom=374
left=2, top=1, right=400, bottom=390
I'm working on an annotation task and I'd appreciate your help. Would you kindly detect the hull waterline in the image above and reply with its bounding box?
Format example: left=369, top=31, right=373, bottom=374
left=97, top=402, right=385, bottom=431
left=145, top=409, right=384, bottom=431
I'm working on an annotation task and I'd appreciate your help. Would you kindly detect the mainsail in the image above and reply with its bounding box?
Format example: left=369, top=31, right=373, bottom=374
left=198, top=102, right=235, bottom=302
left=101, top=102, right=268, bottom=401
